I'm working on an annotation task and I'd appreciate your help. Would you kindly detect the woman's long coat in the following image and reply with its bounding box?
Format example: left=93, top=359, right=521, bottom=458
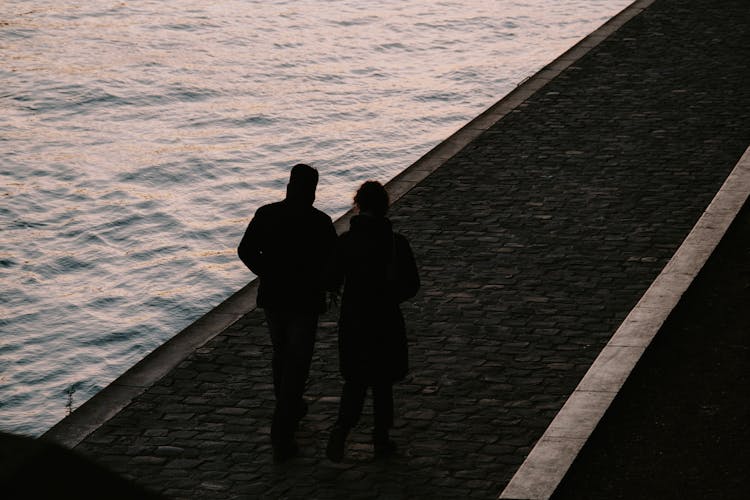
left=328, top=214, right=420, bottom=384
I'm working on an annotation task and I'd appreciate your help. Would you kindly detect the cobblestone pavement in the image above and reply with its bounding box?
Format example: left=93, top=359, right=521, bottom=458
left=74, top=0, right=750, bottom=498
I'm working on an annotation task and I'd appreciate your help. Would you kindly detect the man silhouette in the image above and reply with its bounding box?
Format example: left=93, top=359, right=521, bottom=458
left=238, top=164, right=337, bottom=462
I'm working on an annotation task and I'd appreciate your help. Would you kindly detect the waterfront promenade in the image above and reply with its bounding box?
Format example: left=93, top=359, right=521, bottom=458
left=42, top=0, right=749, bottom=498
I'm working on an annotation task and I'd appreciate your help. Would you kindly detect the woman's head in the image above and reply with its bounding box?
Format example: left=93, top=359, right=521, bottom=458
left=354, top=181, right=389, bottom=217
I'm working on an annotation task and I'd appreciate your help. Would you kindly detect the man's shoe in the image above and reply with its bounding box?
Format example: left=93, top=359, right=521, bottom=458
left=326, top=426, right=347, bottom=463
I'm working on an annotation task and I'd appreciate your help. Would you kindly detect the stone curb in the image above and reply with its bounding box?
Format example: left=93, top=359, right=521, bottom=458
left=498, top=147, right=750, bottom=499
left=43, top=281, right=258, bottom=448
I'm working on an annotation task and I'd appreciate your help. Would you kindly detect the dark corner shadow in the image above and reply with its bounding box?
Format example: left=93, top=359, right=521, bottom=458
left=0, top=432, right=166, bottom=500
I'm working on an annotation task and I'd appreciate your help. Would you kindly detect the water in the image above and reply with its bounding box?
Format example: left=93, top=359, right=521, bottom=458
left=0, top=0, right=631, bottom=437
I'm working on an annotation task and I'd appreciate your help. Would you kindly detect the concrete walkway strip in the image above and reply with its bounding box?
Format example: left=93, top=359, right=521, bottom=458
left=499, top=145, right=750, bottom=500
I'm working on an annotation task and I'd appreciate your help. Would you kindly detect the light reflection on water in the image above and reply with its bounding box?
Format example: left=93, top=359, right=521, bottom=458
left=0, top=0, right=631, bottom=436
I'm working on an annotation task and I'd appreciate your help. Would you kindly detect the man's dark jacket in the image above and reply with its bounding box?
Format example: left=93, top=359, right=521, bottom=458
left=238, top=198, right=337, bottom=312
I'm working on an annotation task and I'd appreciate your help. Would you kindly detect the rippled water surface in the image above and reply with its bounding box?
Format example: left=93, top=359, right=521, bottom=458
left=1, top=0, right=631, bottom=436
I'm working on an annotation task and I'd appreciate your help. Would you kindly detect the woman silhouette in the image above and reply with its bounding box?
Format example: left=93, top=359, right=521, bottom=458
left=325, top=181, right=420, bottom=462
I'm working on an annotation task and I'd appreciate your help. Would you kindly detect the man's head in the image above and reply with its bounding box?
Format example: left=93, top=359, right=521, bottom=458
left=354, top=180, right=389, bottom=217
left=286, top=163, right=318, bottom=205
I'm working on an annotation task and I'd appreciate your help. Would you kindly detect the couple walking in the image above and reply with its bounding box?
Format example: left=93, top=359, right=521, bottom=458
left=237, top=164, right=420, bottom=463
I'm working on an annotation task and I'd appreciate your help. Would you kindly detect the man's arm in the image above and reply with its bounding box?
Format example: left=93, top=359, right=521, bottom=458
left=323, top=232, right=345, bottom=293
left=237, top=210, right=265, bottom=277
left=323, top=216, right=338, bottom=262
left=320, top=219, right=341, bottom=310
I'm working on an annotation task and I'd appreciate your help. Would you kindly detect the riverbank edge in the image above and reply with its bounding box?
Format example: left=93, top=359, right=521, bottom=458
left=43, top=0, right=656, bottom=458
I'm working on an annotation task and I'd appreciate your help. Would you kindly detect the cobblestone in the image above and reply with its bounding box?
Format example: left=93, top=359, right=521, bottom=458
left=71, top=0, right=750, bottom=498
